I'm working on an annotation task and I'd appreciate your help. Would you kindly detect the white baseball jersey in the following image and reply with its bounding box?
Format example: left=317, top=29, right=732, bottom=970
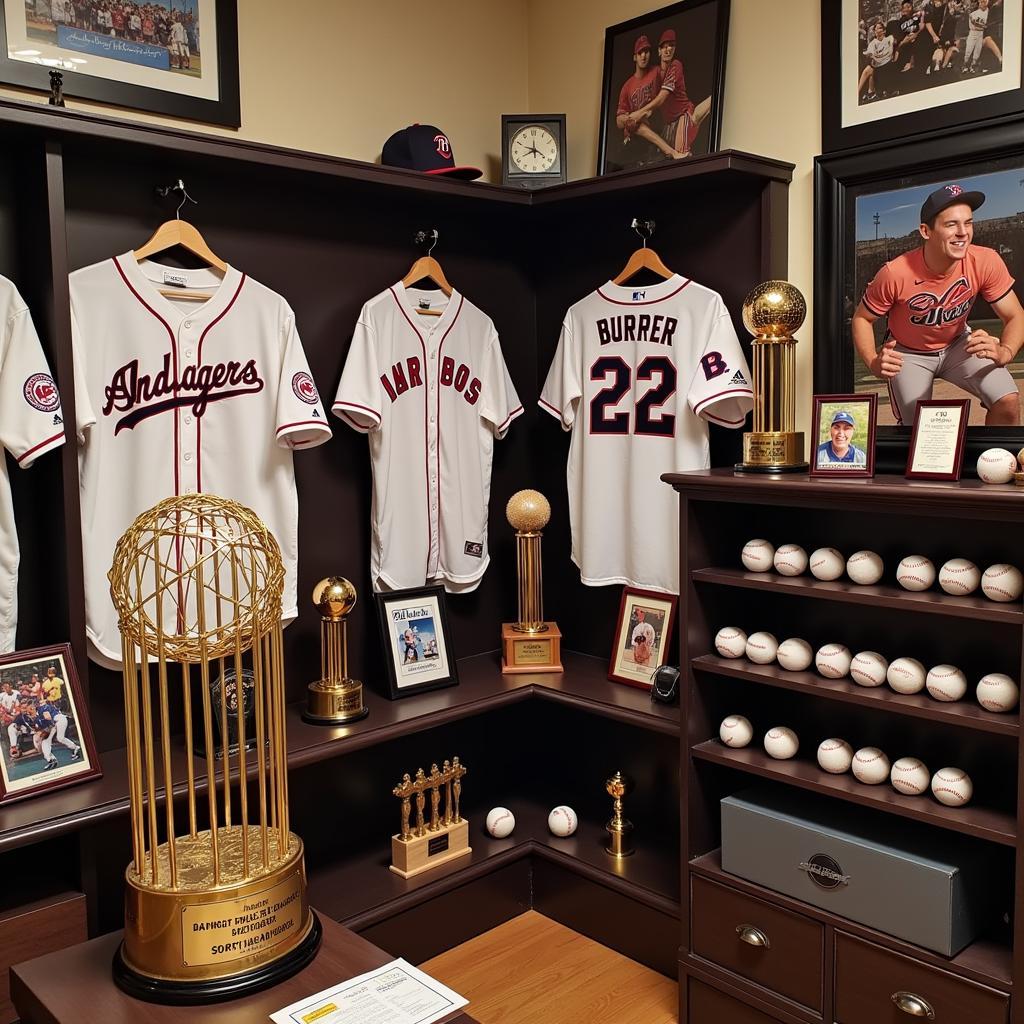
left=631, top=620, right=655, bottom=646
left=540, top=275, right=753, bottom=594
left=0, top=276, right=66, bottom=653
left=333, top=283, right=522, bottom=593
left=70, top=255, right=331, bottom=668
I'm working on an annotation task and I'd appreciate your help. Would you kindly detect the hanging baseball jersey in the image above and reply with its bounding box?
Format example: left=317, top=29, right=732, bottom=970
left=0, top=276, right=66, bottom=653
left=332, top=283, right=522, bottom=593
left=540, top=275, right=752, bottom=593
left=70, top=255, right=331, bottom=668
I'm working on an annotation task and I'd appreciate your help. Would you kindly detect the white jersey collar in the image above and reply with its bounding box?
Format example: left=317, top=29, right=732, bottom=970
left=596, top=274, right=690, bottom=305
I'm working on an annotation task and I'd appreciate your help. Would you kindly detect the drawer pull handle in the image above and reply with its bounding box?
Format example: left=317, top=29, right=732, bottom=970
left=735, top=924, right=770, bottom=948
left=891, top=991, right=935, bottom=1019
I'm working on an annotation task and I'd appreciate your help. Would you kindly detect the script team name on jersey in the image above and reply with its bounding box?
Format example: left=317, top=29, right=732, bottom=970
left=907, top=277, right=973, bottom=327
left=380, top=354, right=482, bottom=405
left=595, top=313, right=678, bottom=346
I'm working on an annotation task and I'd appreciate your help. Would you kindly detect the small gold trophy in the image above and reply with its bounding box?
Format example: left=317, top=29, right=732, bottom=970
left=304, top=576, right=368, bottom=725
left=390, top=757, right=471, bottom=878
left=605, top=771, right=634, bottom=859
left=735, top=280, right=809, bottom=473
left=501, top=489, right=563, bottom=674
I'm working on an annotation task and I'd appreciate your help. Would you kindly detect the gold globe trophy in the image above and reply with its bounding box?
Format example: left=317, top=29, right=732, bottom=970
left=303, top=577, right=368, bottom=725
left=108, top=494, right=320, bottom=1003
left=501, top=489, right=563, bottom=674
left=736, top=280, right=809, bottom=473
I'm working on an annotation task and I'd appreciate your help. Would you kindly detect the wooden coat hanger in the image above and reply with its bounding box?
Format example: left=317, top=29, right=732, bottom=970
left=612, top=218, right=674, bottom=284
left=402, top=230, right=452, bottom=315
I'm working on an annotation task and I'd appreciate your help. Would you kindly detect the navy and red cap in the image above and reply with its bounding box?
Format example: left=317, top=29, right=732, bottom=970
left=920, top=183, right=985, bottom=224
left=381, top=124, right=481, bottom=180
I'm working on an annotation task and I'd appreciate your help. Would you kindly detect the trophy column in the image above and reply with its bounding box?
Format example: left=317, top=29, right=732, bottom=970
left=304, top=577, right=368, bottom=725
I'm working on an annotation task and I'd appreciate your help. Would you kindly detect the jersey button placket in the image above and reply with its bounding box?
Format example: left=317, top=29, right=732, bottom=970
left=179, top=320, right=199, bottom=494
left=426, top=333, right=440, bottom=577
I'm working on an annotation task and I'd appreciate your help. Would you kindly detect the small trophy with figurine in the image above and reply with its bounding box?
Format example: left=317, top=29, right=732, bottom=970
left=304, top=576, right=368, bottom=725
left=605, top=771, right=634, bottom=858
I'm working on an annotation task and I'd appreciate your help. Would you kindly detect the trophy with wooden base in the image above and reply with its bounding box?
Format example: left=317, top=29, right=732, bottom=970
left=390, top=758, right=470, bottom=878
left=501, top=489, right=563, bottom=674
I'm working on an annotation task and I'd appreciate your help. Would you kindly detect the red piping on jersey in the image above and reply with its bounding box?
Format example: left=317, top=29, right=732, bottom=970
left=538, top=397, right=563, bottom=419
left=704, top=409, right=746, bottom=427
left=16, top=431, right=64, bottom=464
left=498, top=405, right=523, bottom=433
left=332, top=400, right=381, bottom=425
left=595, top=279, right=691, bottom=306
left=435, top=296, right=465, bottom=572
left=692, top=387, right=754, bottom=416
left=277, top=419, right=326, bottom=435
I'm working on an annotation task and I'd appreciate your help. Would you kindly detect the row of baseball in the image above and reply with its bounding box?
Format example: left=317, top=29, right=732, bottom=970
left=740, top=539, right=1023, bottom=602
left=718, top=716, right=974, bottom=808
left=714, top=627, right=1019, bottom=713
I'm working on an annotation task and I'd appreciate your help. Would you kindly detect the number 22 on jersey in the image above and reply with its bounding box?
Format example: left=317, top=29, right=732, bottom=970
left=589, top=355, right=677, bottom=436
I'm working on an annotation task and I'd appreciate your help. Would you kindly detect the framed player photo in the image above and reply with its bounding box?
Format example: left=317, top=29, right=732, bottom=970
left=0, top=643, right=100, bottom=805
left=609, top=588, right=677, bottom=689
left=0, top=0, right=239, bottom=127
left=810, top=393, right=877, bottom=477
left=376, top=586, right=458, bottom=700
left=906, top=398, right=972, bottom=479
left=597, top=0, right=729, bottom=175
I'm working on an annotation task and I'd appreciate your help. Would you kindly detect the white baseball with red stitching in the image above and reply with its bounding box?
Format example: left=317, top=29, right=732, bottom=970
left=809, top=547, right=845, bottom=582
left=745, top=631, right=778, bottom=665
left=547, top=805, right=578, bottom=837
left=741, top=538, right=775, bottom=573
left=763, top=726, right=799, bottom=760
left=715, top=626, right=748, bottom=659
left=777, top=638, right=813, bottom=672
left=817, top=738, right=853, bottom=774
left=815, top=643, right=852, bottom=679
left=720, top=715, right=753, bottom=748
left=852, top=746, right=890, bottom=785
left=938, top=558, right=980, bottom=596
left=976, top=447, right=1017, bottom=484
left=850, top=651, right=888, bottom=688
left=846, top=549, right=884, bottom=585
left=982, top=563, right=1023, bottom=603
left=890, top=756, right=930, bottom=795
left=926, top=664, right=967, bottom=702
left=887, top=657, right=926, bottom=694
left=774, top=543, right=808, bottom=577
left=897, top=555, right=936, bottom=592
left=486, top=807, right=516, bottom=838
left=976, top=673, right=1019, bottom=713
left=931, top=767, right=973, bottom=807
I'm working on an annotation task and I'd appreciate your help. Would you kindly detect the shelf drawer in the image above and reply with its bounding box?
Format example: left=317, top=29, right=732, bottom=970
left=688, top=978, right=785, bottom=1023
left=834, top=932, right=1008, bottom=1024
left=691, top=875, right=823, bottom=1012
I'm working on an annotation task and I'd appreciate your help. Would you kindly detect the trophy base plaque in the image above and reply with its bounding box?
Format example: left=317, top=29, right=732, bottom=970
left=302, top=679, right=369, bottom=725
left=606, top=819, right=635, bottom=859
left=390, top=818, right=471, bottom=879
left=735, top=431, right=808, bottom=474
left=501, top=622, right=563, bottom=674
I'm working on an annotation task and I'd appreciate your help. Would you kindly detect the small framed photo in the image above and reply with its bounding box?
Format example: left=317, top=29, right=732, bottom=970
left=810, top=394, right=877, bottom=478
left=376, top=586, right=458, bottom=700
left=0, top=644, right=101, bottom=804
left=906, top=399, right=971, bottom=481
left=609, top=587, right=677, bottom=689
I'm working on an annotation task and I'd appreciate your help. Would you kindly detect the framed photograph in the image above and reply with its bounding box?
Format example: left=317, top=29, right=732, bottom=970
left=376, top=586, right=458, bottom=700
left=0, top=643, right=101, bottom=804
left=821, top=0, right=1023, bottom=153
left=1, top=0, right=239, bottom=126
left=609, top=587, right=677, bottom=689
left=597, top=0, right=729, bottom=175
left=906, top=398, right=971, bottom=478
left=810, top=393, right=878, bottom=477
left=814, top=118, right=1024, bottom=469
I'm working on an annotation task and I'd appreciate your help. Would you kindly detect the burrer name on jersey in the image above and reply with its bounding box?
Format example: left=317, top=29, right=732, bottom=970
left=596, top=313, right=678, bottom=346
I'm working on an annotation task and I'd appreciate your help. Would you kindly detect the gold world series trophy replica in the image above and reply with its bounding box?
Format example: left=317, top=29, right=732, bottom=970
left=303, top=576, right=368, bottom=725
left=736, top=280, right=809, bottom=473
left=108, top=494, right=320, bottom=1003
left=605, top=771, right=634, bottom=859
left=501, top=489, right=563, bottom=674
left=390, top=757, right=470, bottom=878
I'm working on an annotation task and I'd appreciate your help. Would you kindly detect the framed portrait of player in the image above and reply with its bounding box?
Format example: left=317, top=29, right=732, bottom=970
left=376, top=586, right=458, bottom=700
left=810, top=393, right=877, bottom=477
left=906, top=398, right=972, bottom=478
left=821, top=0, right=1024, bottom=153
left=0, top=643, right=100, bottom=805
left=597, top=0, right=729, bottom=176
left=0, top=0, right=239, bottom=126
left=609, top=587, right=678, bottom=689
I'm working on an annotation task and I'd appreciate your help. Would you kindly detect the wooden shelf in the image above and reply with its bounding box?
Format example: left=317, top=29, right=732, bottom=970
left=692, top=567, right=1023, bottom=624
left=693, top=655, right=1019, bottom=737
left=691, top=740, right=1016, bottom=847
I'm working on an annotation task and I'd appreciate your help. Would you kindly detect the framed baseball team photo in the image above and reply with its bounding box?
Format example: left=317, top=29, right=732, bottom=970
left=376, top=586, right=458, bottom=700
left=906, top=398, right=972, bottom=478
left=810, top=393, right=878, bottom=477
left=0, top=643, right=100, bottom=805
left=597, top=0, right=729, bottom=175
left=609, top=587, right=677, bottom=689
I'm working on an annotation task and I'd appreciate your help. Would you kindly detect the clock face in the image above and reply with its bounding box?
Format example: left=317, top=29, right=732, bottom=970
left=510, top=125, right=559, bottom=174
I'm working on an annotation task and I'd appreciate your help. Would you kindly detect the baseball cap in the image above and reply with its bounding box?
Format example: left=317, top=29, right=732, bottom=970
left=634, top=34, right=652, bottom=54
left=659, top=28, right=676, bottom=45
left=920, top=183, right=985, bottom=224
left=831, top=411, right=856, bottom=427
left=381, top=124, right=481, bottom=180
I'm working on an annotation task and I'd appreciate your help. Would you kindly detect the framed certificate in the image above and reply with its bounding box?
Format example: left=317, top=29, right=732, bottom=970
left=906, top=400, right=971, bottom=481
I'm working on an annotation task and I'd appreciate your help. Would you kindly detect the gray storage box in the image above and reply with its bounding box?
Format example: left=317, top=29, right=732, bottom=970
left=721, top=787, right=1001, bottom=956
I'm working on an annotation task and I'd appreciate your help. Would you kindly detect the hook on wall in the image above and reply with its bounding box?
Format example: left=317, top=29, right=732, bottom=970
left=156, top=179, right=198, bottom=220
left=631, top=218, right=656, bottom=248
left=413, top=229, right=439, bottom=256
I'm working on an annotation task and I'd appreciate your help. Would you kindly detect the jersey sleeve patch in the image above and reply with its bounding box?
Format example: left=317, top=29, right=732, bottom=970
left=291, top=371, right=319, bottom=405
left=23, top=373, right=61, bottom=413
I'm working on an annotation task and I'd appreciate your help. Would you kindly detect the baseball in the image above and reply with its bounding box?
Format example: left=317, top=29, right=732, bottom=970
left=938, top=558, right=981, bottom=596
left=926, top=664, right=968, bottom=702
left=976, top=673, right=1020, bottom=713
left=777, top=637, right=813, bottom=672
left=977, top=447, right=1018, bottom=484
left=817, top=738, right=854, bottom=774
left=719, top=714, right=754, bottom=748
left=809, top=547, right=845, bottom=582
left=715, top=626, right=748, bottom=659
left=890, top=757, right=931, bottom=796
left=982, top=563, right=1024, bottom=603
left=846, top=550, right=884, bottom=585
left=485, top=807, right=516, bottom=839
left=931, top=767, right=973, bottom=807
left=741, top=538, right=775, bottom=573
left=897, top=555, right=936, bottom=592
left=887, top=657, right=927, bottom=695
left=852, top=746, right=891, bottom=785
left=763, top=726, right=799, bottom=760
left=815, top=643, right=852, bottom=679
left=547, top=805, right=578, bottom=837
left=774, top=543, right=808, bottom=577
left=745, top=631, right=779, bottom=665
left=850, top=651, right=888, bottom=688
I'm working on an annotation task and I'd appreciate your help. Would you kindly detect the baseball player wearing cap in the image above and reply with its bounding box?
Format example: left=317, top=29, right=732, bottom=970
left=816, top=411, right=867, bottom=467
left=852, top=183, right=1024, bottom=426
left=630, top=608, right=656, bottom=667
left=615, top=36, right=685, bottom=161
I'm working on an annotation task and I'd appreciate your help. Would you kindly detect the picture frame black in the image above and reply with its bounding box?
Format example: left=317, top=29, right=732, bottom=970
left=375, top=585, right=458, bottom=701
left=0, top=0, right=239, bottom=127
left=906, top=398, right=971, bottom=479
left=810, top=393, right=878, bottom=478
left=597, top=0, right=729, bottom=176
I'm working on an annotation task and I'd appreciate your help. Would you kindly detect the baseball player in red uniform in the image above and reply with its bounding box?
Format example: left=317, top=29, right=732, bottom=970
left=615, top=35, right=684, bottom=161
